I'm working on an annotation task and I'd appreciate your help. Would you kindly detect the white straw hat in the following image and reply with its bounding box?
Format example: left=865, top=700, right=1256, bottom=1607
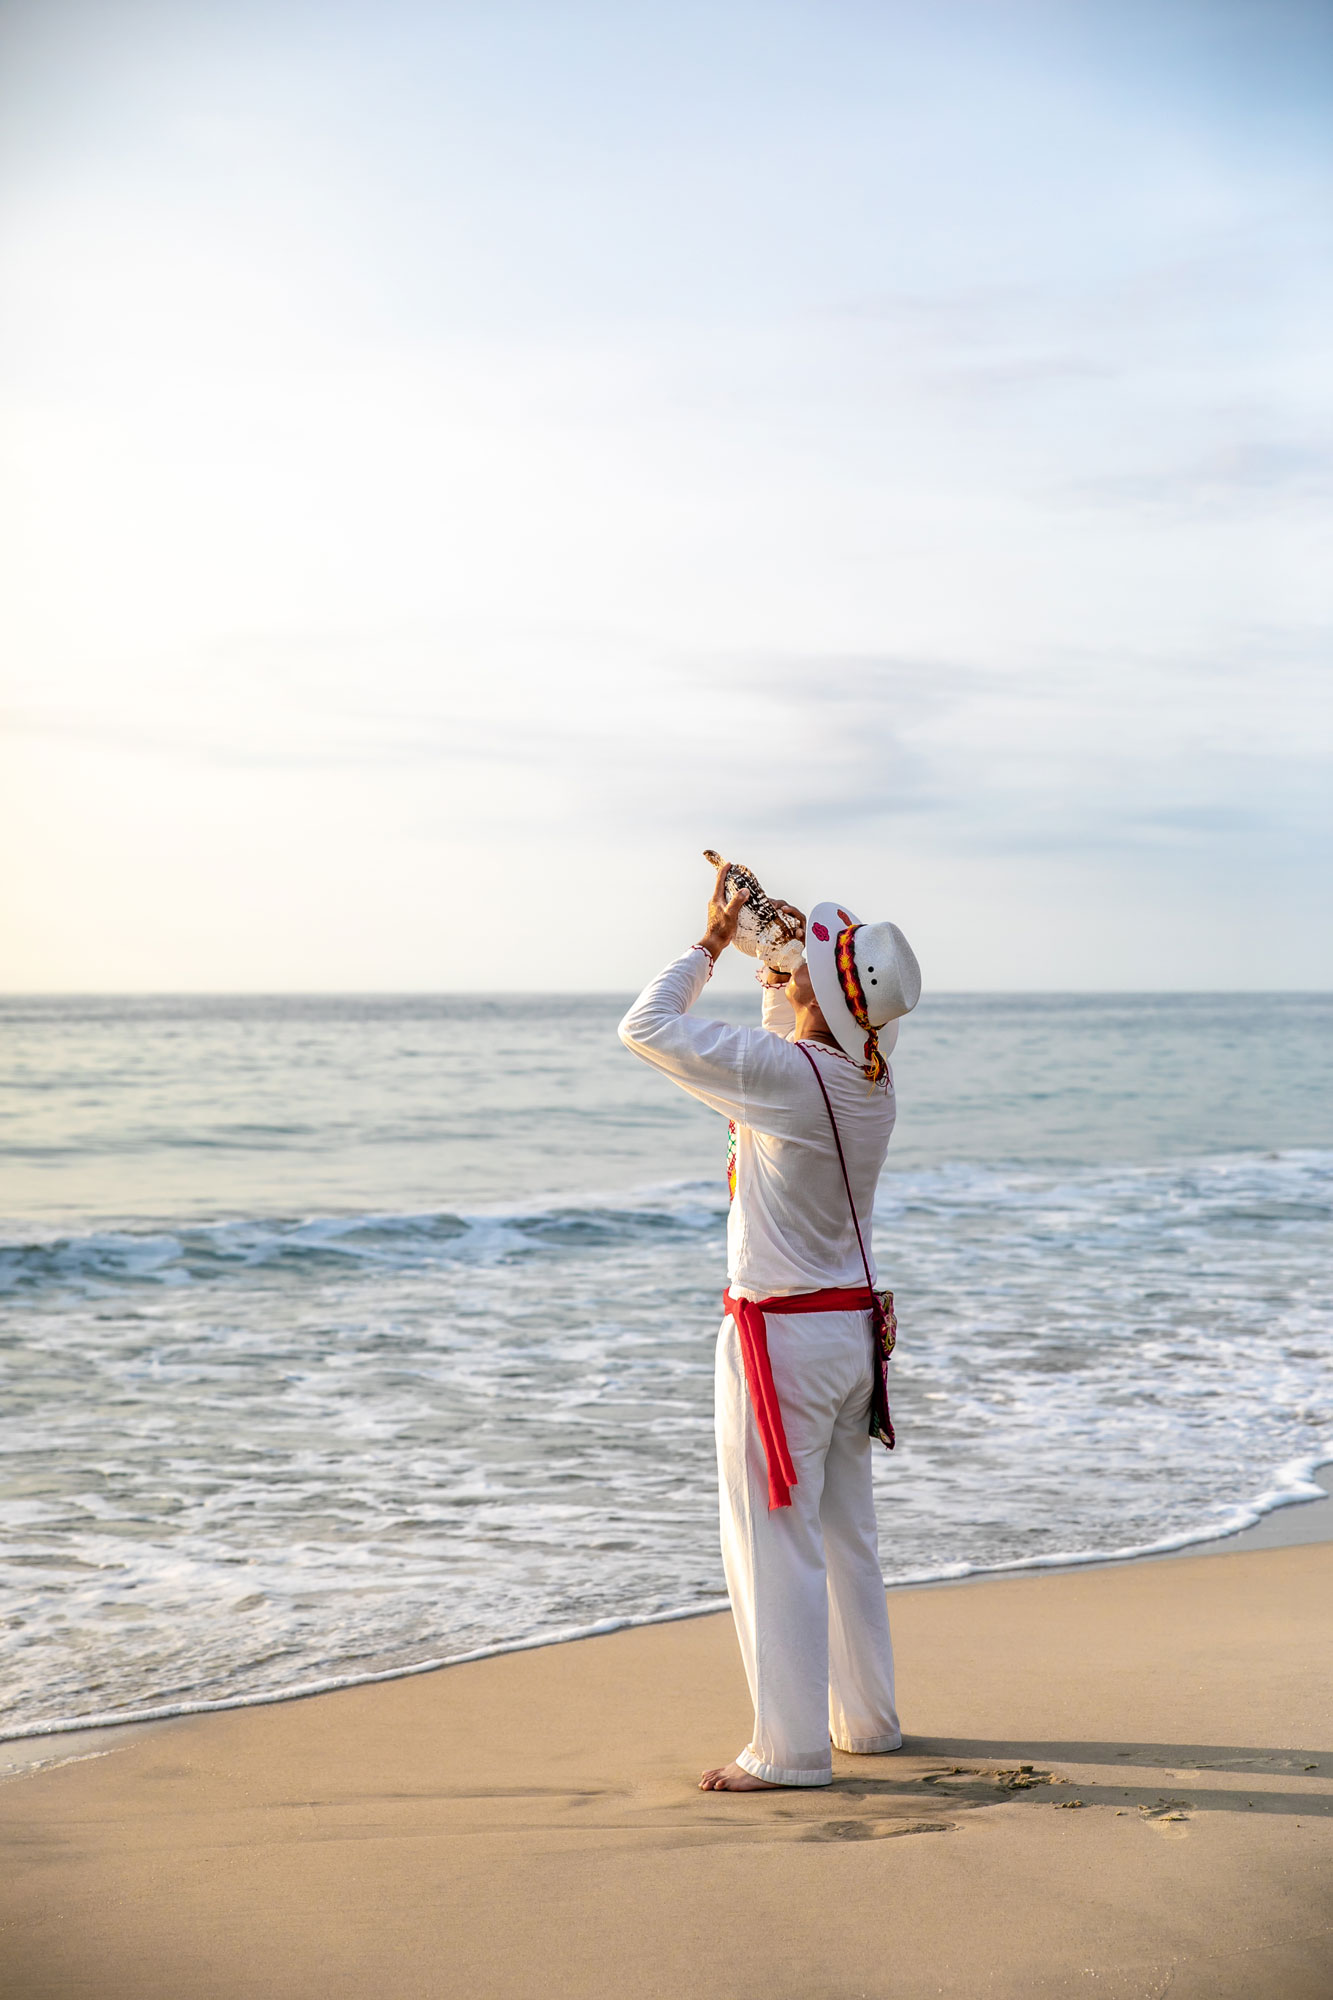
left=804, top=901, right=922, bottom=1079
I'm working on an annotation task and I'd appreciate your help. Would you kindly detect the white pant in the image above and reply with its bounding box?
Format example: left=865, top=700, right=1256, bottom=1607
left=715, top=1308, right=901, bottom=1785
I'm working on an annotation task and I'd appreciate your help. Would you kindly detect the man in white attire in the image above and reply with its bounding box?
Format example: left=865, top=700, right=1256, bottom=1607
left=619, top=862, right=922, bottom=1793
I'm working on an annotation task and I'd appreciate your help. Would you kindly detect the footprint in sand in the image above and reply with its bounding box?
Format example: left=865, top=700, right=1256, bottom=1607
left=1139, top=1798, right=1192, bottom=1838
left=807, top=1818, right=952, bottom=1842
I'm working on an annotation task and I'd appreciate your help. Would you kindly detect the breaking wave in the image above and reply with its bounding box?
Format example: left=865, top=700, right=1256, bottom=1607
left=0, top=1185, right=729, bottom=1297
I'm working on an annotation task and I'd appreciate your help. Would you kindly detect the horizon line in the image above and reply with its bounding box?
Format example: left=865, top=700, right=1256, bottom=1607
left=1, top=988, right=1329, bottom=1002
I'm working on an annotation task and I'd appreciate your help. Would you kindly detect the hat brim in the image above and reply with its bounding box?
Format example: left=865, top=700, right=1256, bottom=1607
left=804, top=902, right=899, bottom=1069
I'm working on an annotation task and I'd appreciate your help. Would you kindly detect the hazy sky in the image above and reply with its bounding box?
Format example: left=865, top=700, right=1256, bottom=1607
left=3, top=0, right=1330, bottom=990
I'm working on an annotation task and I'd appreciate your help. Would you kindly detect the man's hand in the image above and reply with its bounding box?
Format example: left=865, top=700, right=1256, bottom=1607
left=695, top=860, right=749, bottom=962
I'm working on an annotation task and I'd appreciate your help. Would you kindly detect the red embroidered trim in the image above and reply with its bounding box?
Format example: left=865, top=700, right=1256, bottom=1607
left=796, top=1038, right=872, bottom=1073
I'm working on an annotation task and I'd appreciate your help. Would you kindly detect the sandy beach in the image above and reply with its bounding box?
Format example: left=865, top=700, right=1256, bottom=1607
left=4, top=1519, right=1331, bottom=2000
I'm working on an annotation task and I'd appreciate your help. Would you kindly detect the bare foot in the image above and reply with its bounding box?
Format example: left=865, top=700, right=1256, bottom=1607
left=698, top=1760, right=782, bottom=1791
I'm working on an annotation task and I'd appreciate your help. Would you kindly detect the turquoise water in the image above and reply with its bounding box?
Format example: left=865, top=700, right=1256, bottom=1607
left=2, top=991, right=1330, bottom=1735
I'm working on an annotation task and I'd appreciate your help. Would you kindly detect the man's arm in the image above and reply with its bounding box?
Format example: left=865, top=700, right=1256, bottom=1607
left=760, top=978, right=798, bottom=1039
left=619, top=863, right=817, bottom=1130
left=617, top=858, right=753, bottom=1114
left=617, top=946, right=756, bottom=1123
left=757, top=895, right=805, bottom=1039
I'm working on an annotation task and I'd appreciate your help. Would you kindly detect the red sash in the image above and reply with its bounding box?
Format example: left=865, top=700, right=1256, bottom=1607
left=722, top=1286, right=878, bottom=1510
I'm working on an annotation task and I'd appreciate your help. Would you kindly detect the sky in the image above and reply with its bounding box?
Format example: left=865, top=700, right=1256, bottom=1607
left=2, top=0, right=1330, bottom=990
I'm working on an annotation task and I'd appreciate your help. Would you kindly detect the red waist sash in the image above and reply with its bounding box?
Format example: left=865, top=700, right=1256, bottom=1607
left=722, top=1286, right=879, bottom=1511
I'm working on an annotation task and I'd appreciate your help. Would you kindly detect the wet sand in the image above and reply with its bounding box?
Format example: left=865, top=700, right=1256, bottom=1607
left=3, top=1528, right=1331, bottom=2000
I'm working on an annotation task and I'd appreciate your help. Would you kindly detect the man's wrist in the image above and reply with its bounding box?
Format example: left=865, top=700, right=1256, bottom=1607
left=694, top=932, right=727, bottom=962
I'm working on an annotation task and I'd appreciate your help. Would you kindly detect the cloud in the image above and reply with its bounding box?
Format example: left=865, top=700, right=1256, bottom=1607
left=2, top=0, right=1330, bottom=987
left=1070, top=438, right=1333, bottom=513
left=15, top=629, right=1326, bottom=879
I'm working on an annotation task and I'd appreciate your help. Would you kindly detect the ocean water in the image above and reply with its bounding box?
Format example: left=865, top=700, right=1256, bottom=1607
left=1, top=990, right=1330, bottom=1739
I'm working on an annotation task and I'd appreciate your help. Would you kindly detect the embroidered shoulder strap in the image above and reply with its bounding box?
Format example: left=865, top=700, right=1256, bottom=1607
left=796, top=1041, right=896, bottom=1449
left=795, top=1042, right=874, bottom=1288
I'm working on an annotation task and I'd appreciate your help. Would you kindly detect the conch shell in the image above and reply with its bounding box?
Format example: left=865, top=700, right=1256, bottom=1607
left=703, top=850, right=805, bottom=974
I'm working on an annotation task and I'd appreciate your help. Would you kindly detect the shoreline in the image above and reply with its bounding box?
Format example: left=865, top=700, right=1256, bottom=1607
left=6, top=1459, right=1331, bottom=1767
left=4, top=1535, right=1331, bottom=1999
left=7, top=1135, right=1327, bottom=1765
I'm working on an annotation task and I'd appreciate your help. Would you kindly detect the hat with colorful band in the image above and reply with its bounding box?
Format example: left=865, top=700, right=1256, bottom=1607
left=804, top=901, right=922, bottom=1080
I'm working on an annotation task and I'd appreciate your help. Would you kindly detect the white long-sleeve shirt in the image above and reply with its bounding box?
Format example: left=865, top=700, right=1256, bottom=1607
left=618, top=947, right=896, bottom=1301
